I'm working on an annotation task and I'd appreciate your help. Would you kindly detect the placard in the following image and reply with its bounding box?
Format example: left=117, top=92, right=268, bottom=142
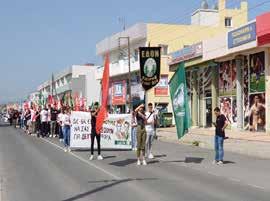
left=70, top=112, right=132, bottom=150
left=70, top=111, right=92, bottom=149
left=101, top=114, right=132, bottom=149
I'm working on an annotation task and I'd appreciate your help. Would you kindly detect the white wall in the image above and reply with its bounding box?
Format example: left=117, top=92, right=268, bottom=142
left=72, top=65, right=101, bottom=106
left=191, top=9, right=219, bottom=26
left=203, top=33, right=227, bottom=61
left=96, top=40, right=146, bottom=79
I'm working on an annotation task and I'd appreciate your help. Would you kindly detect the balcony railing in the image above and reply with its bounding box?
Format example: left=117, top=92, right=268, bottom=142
left=95, top=59, right=139, bottom=80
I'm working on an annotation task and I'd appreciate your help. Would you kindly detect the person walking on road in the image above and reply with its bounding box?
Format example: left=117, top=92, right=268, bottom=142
left=24, top=109, right=31, bottom=134
left=145, top=103, right=157, bottom=159
left=40, top=107, right=49, bottom=138
left=13, top=110, right=19, bottom=128
left=89, top=102, right=103, bottom=161
left=131, top=110, right=138, bottom=151
left=135, top=104, right=147, bottom=166
left=62, top=108, right=71, bottom=152
left=57, top=108, right=64, bottom=142
left=50, top=105, right=58, bottom=138
left=35, top=106, right=41, bottom=137
left=30, top=106, right=37, bottom=135
left=213, top=107, right=228, bottom=165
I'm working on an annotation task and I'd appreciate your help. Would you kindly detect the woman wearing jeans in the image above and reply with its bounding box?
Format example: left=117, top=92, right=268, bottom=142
left=131, top=111, right=137, bottom=151
left=62, top=108, right=71, bottom=152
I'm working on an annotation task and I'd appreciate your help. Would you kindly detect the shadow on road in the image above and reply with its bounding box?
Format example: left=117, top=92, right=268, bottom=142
left=109, top=159, right=137, bottom=167
left=87, top=177, right=157, bottom=184
left=147, top=160, right=160, bottom=164
left=223, top=161, right=236, bottom=164
left=62, top=178, right=158, bottom=201
left=164, top=157, right=204, bottom=164
left=103, top=155, right=117, bottom=159
left=154, top=154, right=167, bottom=158
left=0, top=123, right=11, bottom=128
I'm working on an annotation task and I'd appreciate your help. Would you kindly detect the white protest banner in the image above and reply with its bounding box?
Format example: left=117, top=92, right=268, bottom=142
left=101, top=114, right=132, bottom=149
left=70, top=111, right=92, bottom=149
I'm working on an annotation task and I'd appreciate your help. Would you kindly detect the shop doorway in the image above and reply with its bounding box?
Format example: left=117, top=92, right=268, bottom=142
left=205, top=98, right=212, bottom=127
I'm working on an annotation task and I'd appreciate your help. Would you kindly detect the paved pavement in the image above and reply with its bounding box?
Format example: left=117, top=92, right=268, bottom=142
left=158, top=127, right=270, bottom=159
left=1, top=123, right=270, bottom=201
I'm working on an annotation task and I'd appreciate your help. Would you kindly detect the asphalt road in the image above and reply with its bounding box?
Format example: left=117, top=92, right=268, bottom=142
left=0, top=123, right=270, bottom=201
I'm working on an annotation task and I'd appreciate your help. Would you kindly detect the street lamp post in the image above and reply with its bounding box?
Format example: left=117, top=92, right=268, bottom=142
left=118, top=36, right=131, bottom=113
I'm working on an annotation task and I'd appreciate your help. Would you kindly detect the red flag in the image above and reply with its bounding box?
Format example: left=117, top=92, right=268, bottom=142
left=48, top=95, right=53, bottom=106
left=96, top=54, right=110, bottom=134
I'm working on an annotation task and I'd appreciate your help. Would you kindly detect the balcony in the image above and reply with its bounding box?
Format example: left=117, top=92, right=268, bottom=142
left=55, top=83, right=72, bottom=95
left=95, top=59, right=139, bottom=80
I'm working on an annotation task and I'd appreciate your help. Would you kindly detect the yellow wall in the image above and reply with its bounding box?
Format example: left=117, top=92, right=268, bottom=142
left=145, top=0, right=248, bottom=115
left=146, top=56, right=174, bottom=112
left=219, top=1, right=248, bottom=29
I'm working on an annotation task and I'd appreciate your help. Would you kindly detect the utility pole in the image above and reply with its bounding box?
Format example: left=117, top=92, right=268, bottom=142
left=118, top=36, right=131, bottom=113
left=118, top=17, right=126, bottom=31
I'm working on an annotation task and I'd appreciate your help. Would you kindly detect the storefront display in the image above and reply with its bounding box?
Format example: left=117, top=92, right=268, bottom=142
left=247, top=93, right=266, bottom=132
left=249, top=51, right=265, bottom=93
left=219, top=60, right=236, bottom=96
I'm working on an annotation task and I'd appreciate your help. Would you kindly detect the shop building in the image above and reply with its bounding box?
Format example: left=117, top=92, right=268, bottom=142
left=96, top=0, right=248, bottom=113
left=38, top=64, right=100, bottom=107
left=175, top=12, right=270, bottom=133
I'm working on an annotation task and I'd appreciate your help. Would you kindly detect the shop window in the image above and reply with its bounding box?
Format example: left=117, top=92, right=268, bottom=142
left=134, top=49, right=139, bottom=61
left=225, top=17, right=232, bottom=27
left=159, top=44, right=168, bottom=55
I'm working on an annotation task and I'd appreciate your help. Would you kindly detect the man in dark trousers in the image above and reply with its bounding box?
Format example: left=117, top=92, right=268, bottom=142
left=213, top=107, right=228, bottom=165
left=89, top=102, right=103, bottom=161
left=50, top=105, right=58, bottom=138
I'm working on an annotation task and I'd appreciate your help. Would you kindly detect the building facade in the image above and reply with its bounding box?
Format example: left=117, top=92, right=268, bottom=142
left=95, top=0, right=248, bottom=114
left=38, top=64, right=100, bottom=108
left=170, top=11, right=270, bottom=133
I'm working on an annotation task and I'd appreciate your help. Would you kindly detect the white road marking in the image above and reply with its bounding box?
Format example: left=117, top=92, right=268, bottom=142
left=206, top=171, right=220, bottom=177
left=41, top=138, right=121, bottom=180
left=156, top=153, right=267, bottom=191
left=40, top=139, right=267, bottom=191
left=247, top=184, right=265, bottom=190
left=229, top=178, right=241, bottom=182
left=0, top=176, right=2, bottom=201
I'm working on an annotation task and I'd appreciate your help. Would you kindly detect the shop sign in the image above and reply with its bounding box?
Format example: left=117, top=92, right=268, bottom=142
left=112, top=80, right=126, bottom=105
left=155, top=75, right=169, bottom=96
left=170, top=42, right=203, bottom=65
left=228, top=22, right=256, bottom=49
left=131, top=74, right=145, bottom=102
left=139, top=47, right=161, bottom=91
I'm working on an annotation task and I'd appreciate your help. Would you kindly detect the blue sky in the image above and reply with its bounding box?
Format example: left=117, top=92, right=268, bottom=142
left=0, top=0, right=269, bottom=103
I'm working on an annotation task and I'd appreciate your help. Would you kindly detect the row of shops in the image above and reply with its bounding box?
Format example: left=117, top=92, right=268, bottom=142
left=169, top=12, right=270, bottom=133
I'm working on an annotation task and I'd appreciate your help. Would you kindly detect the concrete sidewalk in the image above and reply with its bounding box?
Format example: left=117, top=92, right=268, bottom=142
left=157, top=127, right=270, bottom=159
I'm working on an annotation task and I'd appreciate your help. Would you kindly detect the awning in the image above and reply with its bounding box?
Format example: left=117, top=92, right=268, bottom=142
left=256, top=12, right=270, bottom=46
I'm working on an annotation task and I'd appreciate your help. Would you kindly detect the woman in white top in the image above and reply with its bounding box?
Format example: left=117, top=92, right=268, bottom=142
left=62, top=108, right=71, bottom=152
left=57, top=108, right=64, bottom=142
left=40, top=107, right=49, bottom=137
left=145, top=103, right=157, bottom=159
